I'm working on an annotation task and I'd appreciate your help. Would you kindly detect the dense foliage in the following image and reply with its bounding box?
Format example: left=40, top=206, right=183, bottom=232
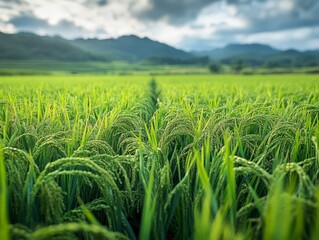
left=1, top=75, right=319, bottom=240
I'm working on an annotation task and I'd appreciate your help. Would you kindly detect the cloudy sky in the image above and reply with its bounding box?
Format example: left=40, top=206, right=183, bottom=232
left=0, top=0, right=318, bottom=51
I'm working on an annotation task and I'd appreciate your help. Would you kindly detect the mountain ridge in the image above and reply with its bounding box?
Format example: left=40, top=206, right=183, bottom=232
left=71, top=34, right=192, bottom=61
left=0, top=32, right=108, bottom=61
left=0, top=31, right=318, bottom=66
left=192, top=43, right=279, bottom=60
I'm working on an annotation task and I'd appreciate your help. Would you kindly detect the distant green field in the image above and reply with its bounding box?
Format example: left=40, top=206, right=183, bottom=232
left=1, top=60, right=318, bottom=76
left=1, top=74, right=319, bottom=240
left=0, top=60, right=209, bottom=75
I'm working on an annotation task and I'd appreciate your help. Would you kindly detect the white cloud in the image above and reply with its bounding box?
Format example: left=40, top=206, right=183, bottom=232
left=0, top=0, right=318, bottom=50
left=238, top=27, right=319, bottom=50
left=0, top=22, right=15, bottom=33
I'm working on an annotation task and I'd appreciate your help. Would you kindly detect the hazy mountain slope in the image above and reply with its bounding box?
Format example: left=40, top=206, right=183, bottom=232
left=72, top=35, right=192, bottom=61
left=0, top=32, right=107, bottom=61
left=1, top=32, right=318, bottom=67
left=193, top=43, right=319, bottom=67
left=193, top=43, right=279, bottom=60
left=0, top=32, right=192, bottom=62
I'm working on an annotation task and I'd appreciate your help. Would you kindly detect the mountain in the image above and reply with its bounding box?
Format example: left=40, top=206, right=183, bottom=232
left=193, top=43, right=279, bottom=60
left=0, top=32, right=107, bottom=61
left=194, top=43, right=319, bottom=67
left=0, top=32, right=192, bottom=62
left=0, top=32, right=318, bottom=67
left=263, top=49, right=319, bottom=68
left=72, top=35, right=192, bottom=61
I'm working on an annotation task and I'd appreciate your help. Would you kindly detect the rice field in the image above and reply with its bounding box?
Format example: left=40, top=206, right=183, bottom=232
left=1, top=74, right=319, bottom=240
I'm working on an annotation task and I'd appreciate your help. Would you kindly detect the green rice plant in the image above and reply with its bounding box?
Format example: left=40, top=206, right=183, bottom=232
left=1, top=74, right=319, bottom=239
left=11, top=222, right=128, bottom=240
left=194, top=142, right=243, bottom=240
left=262, top=180, right=301, bottom=240
left=138, top=149, right=156, bottom=240
left=312, top=187, right=319, bottom=240
left=0, top=142, right=10, bottom=240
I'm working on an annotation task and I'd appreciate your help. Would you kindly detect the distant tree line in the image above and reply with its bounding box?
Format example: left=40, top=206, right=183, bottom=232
left=145, top=56, right=209, bottom=65
left=209, top=51, right=319, bottom=73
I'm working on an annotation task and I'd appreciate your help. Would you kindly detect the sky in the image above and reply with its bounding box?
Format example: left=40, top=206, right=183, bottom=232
left=0, top=0, right=318, bottom=51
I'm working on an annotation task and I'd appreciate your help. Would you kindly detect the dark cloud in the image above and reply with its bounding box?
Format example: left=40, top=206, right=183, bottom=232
left=226, top=0, right=266, bottom=4
left=181, top=26, right=319, bottom=51
left=136, top=0, right=319, bottom=31
left=235, top=0, right=319, bottom=33
left=85, top=0, right=108, bottom=7
left=182, top=0, right=319, bottom=48
left=296, top=0, right=316, bottom=10
left=10, top=15, right=48, bottom=30
left=9, top=15, right=91, bottom=39
left=0, top=0, right=26, bottom=7
left=179, top=0, right=319, bottom=50
left=135, top=0, right=268, bottom=24
left=135, top=0, right=213, bottom=24
left=97, top=0, right=108, bottom=6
